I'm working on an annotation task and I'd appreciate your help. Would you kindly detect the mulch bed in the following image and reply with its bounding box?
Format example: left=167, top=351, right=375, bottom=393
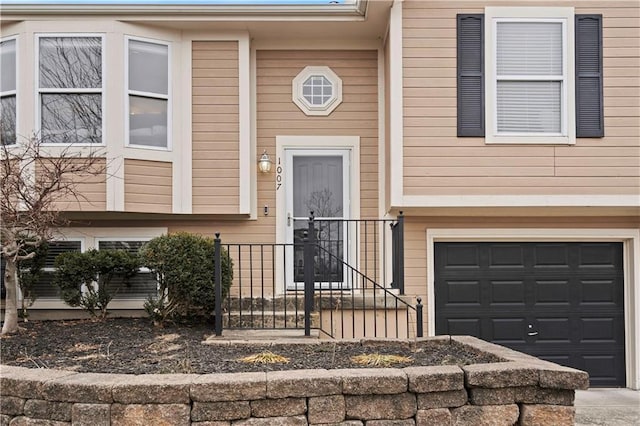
left=0, top=318, right=501, bottom=374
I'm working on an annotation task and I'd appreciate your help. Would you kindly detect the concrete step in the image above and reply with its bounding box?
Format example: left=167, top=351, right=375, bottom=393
left=226, top=296, right=307, bottom=311
left=222, top=311, right=319, bottom=329
left=202, top=328, right=320, bottom=344
left=226, top=292, right=411, bottom=312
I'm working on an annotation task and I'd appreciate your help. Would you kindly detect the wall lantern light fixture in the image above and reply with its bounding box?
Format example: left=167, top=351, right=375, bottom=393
left=258, top=150, right=272, bottom=173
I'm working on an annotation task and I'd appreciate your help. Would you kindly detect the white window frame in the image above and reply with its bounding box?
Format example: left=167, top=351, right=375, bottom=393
left=1, top=35, right=18, bottom=145
left=125, top=35, right=171, bottom=151
left=485, top=7, right=575, bottom=145
left=35, top=33, right=106, bottom=147
left=292, top=66, right=342, bottom=116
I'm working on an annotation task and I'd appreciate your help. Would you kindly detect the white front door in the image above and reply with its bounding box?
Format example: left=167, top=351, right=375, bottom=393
left=285, top=149, right=350, bottom=289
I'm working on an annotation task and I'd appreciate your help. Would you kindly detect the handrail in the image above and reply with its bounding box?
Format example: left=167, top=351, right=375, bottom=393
left=313, top=243, right=417, bottom=339
left=211, top=212, right=422, bottom=339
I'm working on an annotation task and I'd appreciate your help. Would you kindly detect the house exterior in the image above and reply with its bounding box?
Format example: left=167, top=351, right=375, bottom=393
left=0, top=0, right=638, bottom=389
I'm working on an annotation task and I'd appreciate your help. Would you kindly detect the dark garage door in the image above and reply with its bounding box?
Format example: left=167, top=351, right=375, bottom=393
left=435, top=242, right=625, bottom=387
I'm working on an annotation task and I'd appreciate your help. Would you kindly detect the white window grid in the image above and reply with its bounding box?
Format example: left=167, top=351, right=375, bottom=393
left=302, top=75, right=333, bottom=106
left=1, top=36, right=18, bottom=145
left=35, top=33, right=106, bottom=146
left=492, top=18, right=568, bottom=138
left=125, top=35, right=171, bottom=151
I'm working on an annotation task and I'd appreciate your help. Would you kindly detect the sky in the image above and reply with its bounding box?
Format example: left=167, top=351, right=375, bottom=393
left=1, top=0, right=349, bottom=4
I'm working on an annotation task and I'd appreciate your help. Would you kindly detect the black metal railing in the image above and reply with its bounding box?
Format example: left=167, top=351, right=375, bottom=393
left=213, top=212, right=423, bottom=339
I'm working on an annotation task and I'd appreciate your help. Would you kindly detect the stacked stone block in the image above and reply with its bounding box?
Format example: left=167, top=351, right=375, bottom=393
left=0, top=336, right=588, bottom=425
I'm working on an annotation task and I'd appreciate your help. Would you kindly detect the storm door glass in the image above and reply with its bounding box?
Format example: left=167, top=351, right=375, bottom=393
left=291, top=155, right=345, bottom=285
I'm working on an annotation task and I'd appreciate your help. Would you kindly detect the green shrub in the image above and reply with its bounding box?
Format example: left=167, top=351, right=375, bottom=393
left=53, top=249, right=140, bottom=319
left=16, top=241, right=49, bottom=319
left=139, top=232, right=233, bottom=325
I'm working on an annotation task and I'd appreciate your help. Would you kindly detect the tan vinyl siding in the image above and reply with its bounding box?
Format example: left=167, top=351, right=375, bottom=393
left=166, top=49, right=379, bottom=296
left=124, top=159, right=172, bottom=213
left=192, top=41, right=240, bottom=214
left=36, top=158, right=106, bottom=211
left=257, top=49, right=380, bottom=232
left=402, top=0, right=640, bottom=197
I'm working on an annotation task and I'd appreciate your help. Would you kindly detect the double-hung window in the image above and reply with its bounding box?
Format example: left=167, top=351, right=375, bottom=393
left=486, top=8, right=574, bottom=144
left=38, top=35, right=103, bottom=144
left=457, top=8, right=603, bottom=142
left=127, top=38, right=170, bottom=149
left=0, top=38, right=17, bottom=145
left=97, top=239, right=158, bottom=300
left=494, top=19, right=566, bottom=136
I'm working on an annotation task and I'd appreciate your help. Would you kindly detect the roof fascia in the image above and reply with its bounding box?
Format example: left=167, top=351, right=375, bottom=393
left=1, top=0, right=368, bottom=19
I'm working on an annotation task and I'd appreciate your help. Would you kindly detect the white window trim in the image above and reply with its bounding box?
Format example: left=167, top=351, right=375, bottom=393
left=425, top=228, right=640, bottom=390
left=292, top=65, right=342, bottom=116
left=35, top=33, right=106, bottom=147
left=124, top=35, right=172, bottom=152
left=1, top=35, right=18, bottom=146
left=485, top=7, right=575, bottom=145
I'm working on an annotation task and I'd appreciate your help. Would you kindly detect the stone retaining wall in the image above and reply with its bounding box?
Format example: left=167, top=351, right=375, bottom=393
left=0, top=336, right=588, bottom=425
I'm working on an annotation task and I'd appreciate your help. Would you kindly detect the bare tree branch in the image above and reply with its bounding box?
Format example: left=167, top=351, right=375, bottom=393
left=1, top=135, right=106, bottom=334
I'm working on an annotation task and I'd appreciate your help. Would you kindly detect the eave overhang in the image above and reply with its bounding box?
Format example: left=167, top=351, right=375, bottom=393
left=0, top=0, right=368, bottom=20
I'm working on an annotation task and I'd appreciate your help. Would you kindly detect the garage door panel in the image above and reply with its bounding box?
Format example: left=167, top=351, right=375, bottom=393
left=583, top=354, right=625, bottom=386
left=443, top=280, right=481, bottom=305
left=534, top=280, right=571, bottom=306
left=579, top=243, right=621, bottom=268
left=435, top=241, right=625, bottom=387
left=446, top=318, right=481, bottom=336
left=489, top=244, right=525, bottom=268
left=535, top=318, right=572, bottom=343
left=490, top=280, right=526, bottom=305
left=580, top=317, right=620, bottom=343
left=533, top=244, right=571, bottom=267
left=491, top=318, right=527, bottom=344
left=440, top=244, right=480, bottom=269
left=580, top=279, right=620, bottom=305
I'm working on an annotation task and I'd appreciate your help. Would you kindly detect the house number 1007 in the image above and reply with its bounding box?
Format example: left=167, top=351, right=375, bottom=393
left=276, top=157, right=282, bottom=190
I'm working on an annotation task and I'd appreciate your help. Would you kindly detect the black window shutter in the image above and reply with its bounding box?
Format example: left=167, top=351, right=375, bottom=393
left=457, top=14, right=484, bottom=137
left=576, top=14, right=604, bottom=137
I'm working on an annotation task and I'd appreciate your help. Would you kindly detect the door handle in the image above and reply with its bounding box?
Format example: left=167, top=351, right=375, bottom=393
left=287, top=212, right=292, bottom=226
left=527, top=331, right=539, bottom=336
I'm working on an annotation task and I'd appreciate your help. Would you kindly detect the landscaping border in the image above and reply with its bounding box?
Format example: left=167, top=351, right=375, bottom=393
left=0, top=335, right=588, bottom=425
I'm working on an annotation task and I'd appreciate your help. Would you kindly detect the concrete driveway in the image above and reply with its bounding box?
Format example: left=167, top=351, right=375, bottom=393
left=575, top=388, right=640, bottom=425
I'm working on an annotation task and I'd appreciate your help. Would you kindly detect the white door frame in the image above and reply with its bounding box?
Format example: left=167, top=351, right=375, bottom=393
left=275, top=136, right=360, bottom=292
left=426, top=228, right=640, bottom=390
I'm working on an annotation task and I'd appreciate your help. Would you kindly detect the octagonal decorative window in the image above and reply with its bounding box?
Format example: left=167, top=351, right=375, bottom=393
left=292, top=66, right=342, bottom=116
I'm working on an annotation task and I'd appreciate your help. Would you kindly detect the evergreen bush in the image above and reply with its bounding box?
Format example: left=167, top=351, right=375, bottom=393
left=139, top=232, right=233, bottom=325
left=54, top=249, right=140, bottom=319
